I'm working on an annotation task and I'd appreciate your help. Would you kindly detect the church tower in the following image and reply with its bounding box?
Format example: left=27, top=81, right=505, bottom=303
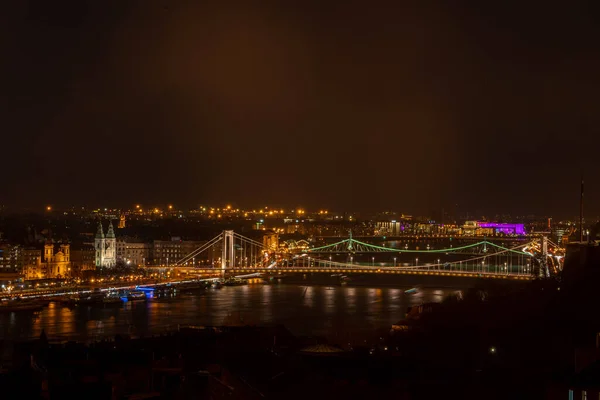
left=44, top=238, right=54, bottom=263
left=118, top=214, right=126, bottom=229
left=104, top=221, right=117, bottom=268
left=60, top=244, right=70, bottom=263
left=95, top=222, right=105, bottom=268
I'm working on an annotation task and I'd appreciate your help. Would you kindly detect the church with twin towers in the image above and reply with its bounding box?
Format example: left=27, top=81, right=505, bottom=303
left=95, top=220, right=116, bottom=268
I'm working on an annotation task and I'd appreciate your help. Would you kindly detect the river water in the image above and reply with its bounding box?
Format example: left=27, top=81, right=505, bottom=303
left=0, top=283, right=457, bottom=351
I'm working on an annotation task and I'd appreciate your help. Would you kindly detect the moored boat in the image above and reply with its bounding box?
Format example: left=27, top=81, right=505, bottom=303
left=223, top=278, right=245, bottom=286
left=77, top=289, right=105, bottom=305
left=154, top=284, right=176, bottom=294
left=127, top=290, right=147, bottom=301
left=103, top=290, right=124, bottom=306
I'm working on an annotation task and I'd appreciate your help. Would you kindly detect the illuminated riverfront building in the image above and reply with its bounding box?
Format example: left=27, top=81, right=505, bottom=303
left=23, top=240, right=72, bottom=279
left=263, top=232, right=279, bottom=251
left=462, top=221, right=526, bottom=236
left=19, top=248, right=41, bottom=273
left=0, top=244, right=20, bottom=271
left=477, top=222, right=526, bottom=235
left=116, top=238, right=150, bottom=266
left=70, top=246, right=96, bottom=276
left=152, top=239, right=208, bottom=265
left=375, top=221, right=405, bottom=236
left=95, top=221, right=117, bottom=268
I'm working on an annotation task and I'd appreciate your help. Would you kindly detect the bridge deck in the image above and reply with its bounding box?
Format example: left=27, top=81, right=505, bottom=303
left=144, top=266, right=533, bottom=280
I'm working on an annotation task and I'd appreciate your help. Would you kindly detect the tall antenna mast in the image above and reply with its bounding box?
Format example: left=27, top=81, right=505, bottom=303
left=580, top=174, right=584, bottom=242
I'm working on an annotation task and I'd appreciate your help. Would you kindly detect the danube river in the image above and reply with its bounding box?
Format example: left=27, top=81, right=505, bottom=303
left=0, top=283, right=458, bottom=359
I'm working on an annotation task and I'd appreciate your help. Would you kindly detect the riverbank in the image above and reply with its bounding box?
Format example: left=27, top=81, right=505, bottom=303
left=0, top=279, right=579, bottom=400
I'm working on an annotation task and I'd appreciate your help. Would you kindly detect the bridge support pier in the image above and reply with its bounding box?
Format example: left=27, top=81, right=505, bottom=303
left=221, top=230, right=234, bottom=277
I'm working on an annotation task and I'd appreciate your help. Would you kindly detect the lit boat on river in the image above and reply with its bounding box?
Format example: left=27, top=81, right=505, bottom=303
left=127, top=291, right=147, bottom=301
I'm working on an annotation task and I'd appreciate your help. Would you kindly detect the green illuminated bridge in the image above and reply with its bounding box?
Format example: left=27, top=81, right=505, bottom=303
left=307, top=233, right=531, bottom=255
left=144, top=231, right=564, bottom=280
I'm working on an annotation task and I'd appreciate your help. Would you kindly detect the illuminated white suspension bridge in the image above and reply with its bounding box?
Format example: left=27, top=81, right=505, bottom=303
left=144, top=231, right=564, bottom=281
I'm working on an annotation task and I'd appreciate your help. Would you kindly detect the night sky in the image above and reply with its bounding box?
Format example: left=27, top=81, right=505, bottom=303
left=2, top=1, right=600, bottom=218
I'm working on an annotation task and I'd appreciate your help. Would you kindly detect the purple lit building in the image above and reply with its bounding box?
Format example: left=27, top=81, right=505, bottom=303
left=477, top=222, right=526, bottom=235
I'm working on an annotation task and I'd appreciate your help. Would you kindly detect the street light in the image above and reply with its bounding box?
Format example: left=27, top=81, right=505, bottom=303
left=415, top=258, right=418, bottom=267
left=372, top=256, right=375, bottom=266
left=393, top=257, right=397, bottom=267
left=437, top=258, right=440, bottom=271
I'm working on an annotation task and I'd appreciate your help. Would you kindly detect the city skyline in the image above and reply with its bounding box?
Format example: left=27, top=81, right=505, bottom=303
left=2, top=4, right=600, bottom=398
left=6, top=201, right=598, bottom=222
left=5, top=202, right=595, bottom=222
left=2, top=2, right=600, bottom=218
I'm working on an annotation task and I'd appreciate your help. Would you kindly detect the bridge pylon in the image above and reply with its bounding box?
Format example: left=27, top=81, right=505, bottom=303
left=221, top=230, right=235, bottom=277
left=539, top=236, right=550, bottom=278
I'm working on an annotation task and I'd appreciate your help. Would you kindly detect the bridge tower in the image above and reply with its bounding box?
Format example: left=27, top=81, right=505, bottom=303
left=539, top=236, right=550, bottom=278
left=346, top=230, right=355, bottom=264
left=347, top=230, right=354, bottom=252
left=542, top=236, right=548, bottom=258
left=221, top=230, right=235, bottom=276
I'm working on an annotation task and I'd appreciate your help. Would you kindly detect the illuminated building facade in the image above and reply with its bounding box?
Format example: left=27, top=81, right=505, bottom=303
left=71, top=246, right=96, bottom=276
left=375, top=221, right=405, bottom=236
left=263, top=232, right=279, bottom=251
left=462, top=221, right=526, bottom=236
left=23, top=241, right=72, bottom=279
left=152, top=239, right=208, bottom=265
left=477, top=222, right=526, bottom=235
left=116, top=239, right=150, bottom=266
left=95, top=221, right=116, bottom=268
left=0, top=244, right=20, bottom=270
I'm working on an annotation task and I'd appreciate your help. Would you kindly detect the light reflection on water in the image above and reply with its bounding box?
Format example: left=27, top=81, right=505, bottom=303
left=302, top=286, right=314, bottom=308
left=345, top=287, right=356, bottom=312
left=0, top=285, right=455, bottom=344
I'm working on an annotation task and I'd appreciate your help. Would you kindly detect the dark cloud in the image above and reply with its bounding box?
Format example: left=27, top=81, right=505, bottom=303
left=2, top=0, right=599, bottom=218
